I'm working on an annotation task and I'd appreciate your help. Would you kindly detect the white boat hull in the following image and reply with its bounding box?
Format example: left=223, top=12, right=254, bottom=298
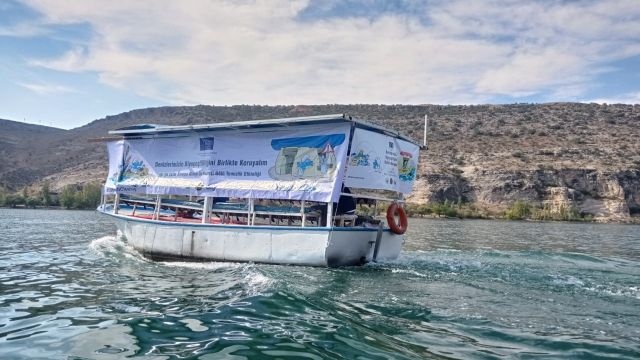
left=99, top=209, right=403, bottom=267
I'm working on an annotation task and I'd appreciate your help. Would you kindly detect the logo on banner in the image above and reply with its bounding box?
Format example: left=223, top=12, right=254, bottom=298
left=398, top=150, right=416, bottom=182
left=110, top=144, right=151, bottom=183
left=269, top=134, right=345, bottom=180
left=199, top=137, right=215, bottom=151
left=350, top=141, right=382, bottom=174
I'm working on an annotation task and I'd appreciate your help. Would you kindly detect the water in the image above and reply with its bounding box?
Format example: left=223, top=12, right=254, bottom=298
left=1, top=209, right=639, bottom=359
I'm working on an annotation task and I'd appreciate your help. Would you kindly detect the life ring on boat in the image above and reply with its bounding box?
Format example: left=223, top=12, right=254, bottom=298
left=386, top=203, right=408, bottom=235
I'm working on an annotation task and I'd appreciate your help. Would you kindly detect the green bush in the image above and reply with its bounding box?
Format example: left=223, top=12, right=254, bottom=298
left=26, top=197, right=41, bottom=208
left=3, top=194, right=23, bottom=208
left=504, top=202, right=588, bottom=222
left=405, top=201, right=487, bottom=219
left=504, top=201, right=532, bottom=220
left=60, top=183, right=102, bottom=209
left=40, top=182, right=52, bottom=207
left=531, top=204, right=584, bottom=221
left=60, top=186, right=76, bottom=209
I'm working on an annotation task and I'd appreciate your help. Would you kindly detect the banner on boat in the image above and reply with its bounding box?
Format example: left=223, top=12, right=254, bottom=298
left=344, top=128, right=419, bottom=194
left=105, top=123, right=351, bottom=202
left=104, top=140, right=124, bottom=194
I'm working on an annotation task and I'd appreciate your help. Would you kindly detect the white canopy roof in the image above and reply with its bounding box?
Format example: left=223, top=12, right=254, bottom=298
left=109, top=114, right=419, bottom=146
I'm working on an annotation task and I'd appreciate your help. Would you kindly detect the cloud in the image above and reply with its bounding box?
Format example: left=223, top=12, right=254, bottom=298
left=16, top=0, right=640, bottom=105
left=18, top=82, right=77, bottom=95
left=0, top=22, right=48, bottom=37
left=587, top=91, right=640, bottom=105
left=27, top=46, right=87, bottom=71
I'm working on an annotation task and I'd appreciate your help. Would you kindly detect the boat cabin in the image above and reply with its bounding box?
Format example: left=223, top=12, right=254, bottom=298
left=100, top=114, right=420, bottom=230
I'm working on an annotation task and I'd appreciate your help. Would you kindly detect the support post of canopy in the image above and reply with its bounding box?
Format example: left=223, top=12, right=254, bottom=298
left=113, top=193, right=120, bottom=214
left=201, top=196, right=211, bottom=224
left=372, top=222, right=384, bottom=262
left=248, top=198, right=253, bottom=225
left=153, top=195, right=161, bottom=220
left=301, top=200, right=306, bottom=227
left=326, top=202, right=333, bottom=228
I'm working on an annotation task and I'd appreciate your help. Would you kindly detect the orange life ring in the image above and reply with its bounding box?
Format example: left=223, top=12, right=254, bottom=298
left=387, top=203, right=408, bottom=235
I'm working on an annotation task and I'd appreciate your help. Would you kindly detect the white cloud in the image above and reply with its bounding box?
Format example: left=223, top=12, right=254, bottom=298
left=17, top=0, right=640, bottom=105
left=18, top=82, right=77, bottom=95
left=587, top=91, right=640, bottom=105
left=0, top=22, right=48, bottom=37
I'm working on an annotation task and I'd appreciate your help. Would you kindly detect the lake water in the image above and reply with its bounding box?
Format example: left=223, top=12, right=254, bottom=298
left=1, top=209, right=639, bottom=359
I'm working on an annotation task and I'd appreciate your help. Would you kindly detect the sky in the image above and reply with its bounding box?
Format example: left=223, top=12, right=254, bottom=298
left=0, top=0, right=639, bottom=129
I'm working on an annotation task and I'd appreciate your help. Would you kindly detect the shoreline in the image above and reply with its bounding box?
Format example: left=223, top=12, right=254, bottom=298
left=409, top=213, right=640, bottom=225
left=0, top=205, right=95, bottom=211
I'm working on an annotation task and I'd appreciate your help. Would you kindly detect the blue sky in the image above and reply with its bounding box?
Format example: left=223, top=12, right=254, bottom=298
left=1, top=0, right=639, bottom=129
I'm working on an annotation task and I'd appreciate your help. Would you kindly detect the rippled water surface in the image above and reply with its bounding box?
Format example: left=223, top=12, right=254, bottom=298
left=1, top=209, right=639, bottom=359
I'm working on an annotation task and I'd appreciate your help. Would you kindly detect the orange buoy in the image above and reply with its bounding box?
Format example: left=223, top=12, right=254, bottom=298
left=386, top=203, right=408, bottom=235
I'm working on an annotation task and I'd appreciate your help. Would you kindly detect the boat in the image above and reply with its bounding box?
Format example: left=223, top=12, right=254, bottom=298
left=97, top=114, right=421, bottom=266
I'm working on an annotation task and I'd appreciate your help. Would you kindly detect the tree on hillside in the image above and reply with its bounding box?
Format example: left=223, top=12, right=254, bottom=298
left=26, top=197, right=41, bottom=208
left=40, top=182, right=51, bottom=207
left=4, top=194, right=22, bottom=208
left=59, top=183, right=102, bottom=209
left=60, top=185, right=76, bottom=209
left=81, top=183, right=102, bottom=209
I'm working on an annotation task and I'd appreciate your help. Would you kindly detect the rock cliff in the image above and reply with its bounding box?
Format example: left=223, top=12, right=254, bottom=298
left=410, top=168, right=640, bottom=221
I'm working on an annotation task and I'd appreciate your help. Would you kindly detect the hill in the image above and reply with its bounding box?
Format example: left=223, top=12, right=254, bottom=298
left=0, top=119, right=66, bottom=191
left=0, top=103, right=638, bottom=221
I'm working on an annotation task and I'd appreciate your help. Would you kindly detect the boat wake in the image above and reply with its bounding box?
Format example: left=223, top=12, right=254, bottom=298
left=87, top=233, right=276, bottom=300
left=88, top=234, right=147, bottom=262
left=158, top=260, right=245, bottom=271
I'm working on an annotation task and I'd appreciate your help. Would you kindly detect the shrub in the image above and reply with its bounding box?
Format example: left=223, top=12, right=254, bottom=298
left=40, top=182, right=51, bottom=207
left=26, top=197, right=41, bottom=208
left=3, top=194, right=23, bottom=208
left=60, top=183, right=102, bottom=209
left=60, top=185, right=76, bottom=209
left=504, top=201, right=532, bottom=220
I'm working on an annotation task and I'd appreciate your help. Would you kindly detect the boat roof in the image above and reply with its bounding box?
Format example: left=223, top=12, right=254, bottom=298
left=108, top=113, right=419, bottom=146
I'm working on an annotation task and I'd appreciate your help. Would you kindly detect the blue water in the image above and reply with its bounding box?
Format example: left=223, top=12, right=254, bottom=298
left=0, top=209, right=639, bottom=359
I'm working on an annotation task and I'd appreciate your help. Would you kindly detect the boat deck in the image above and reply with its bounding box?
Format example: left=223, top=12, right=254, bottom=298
left=128, top=213, right=245, bottom=225
left=112, top=199, right=358, bottom=227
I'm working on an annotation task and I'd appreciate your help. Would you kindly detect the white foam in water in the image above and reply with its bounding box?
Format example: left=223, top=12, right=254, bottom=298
left=158, top=259, right=274, bottom=294
left=159, top=261, right=244, bottom=270
left=550, top=274, right=585, bottom=286
left=88, top=235, right=123, bottom=255
left=88, top=235, right=147, bottom=262
left=584, top=284, right=640, bottom=299
left=245, top=271, right=272, bottom=288
left=390, top=268, right=429, bottom=278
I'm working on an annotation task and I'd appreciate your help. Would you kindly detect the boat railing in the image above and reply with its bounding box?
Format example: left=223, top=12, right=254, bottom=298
left=103, top=191, right=397, bottom=228
left=106, top=194, right=333, bottom=228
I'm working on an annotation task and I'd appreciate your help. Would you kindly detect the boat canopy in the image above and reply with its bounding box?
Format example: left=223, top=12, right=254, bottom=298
left=104, top=114, right=420, bottom=202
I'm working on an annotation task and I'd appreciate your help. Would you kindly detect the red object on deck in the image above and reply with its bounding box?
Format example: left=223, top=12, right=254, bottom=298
left=130, top=213, right=245, bottom=225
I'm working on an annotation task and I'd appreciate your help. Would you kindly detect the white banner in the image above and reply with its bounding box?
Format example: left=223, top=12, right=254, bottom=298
left=105, top=123, right=350, bottom=202
left=344, top=128, right=419, bottom=194
left=105, top=140, right=124, bottom=193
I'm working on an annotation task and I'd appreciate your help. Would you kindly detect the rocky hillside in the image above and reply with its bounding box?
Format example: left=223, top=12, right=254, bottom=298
left=0, top=119, right=66, bottom=192
left=0, top=103, right=638, bottom=221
